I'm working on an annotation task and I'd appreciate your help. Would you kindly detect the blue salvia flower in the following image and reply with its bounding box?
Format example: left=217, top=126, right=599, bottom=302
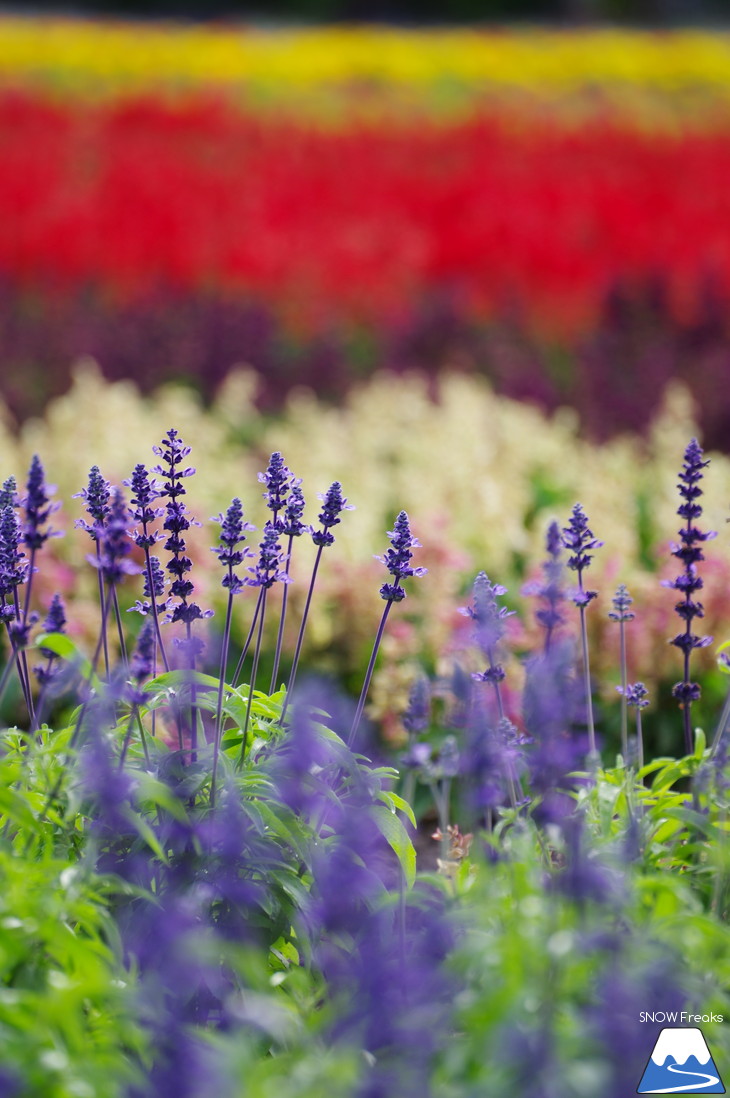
left=126, top=621, right=156, bottom=707
left=402, top=676, right=431, bottom=736
left=247, top=520, right=290, bottom=589
left=211, top=497, right=254, bottom=593
left=73, top=465, right=111, bottom=542
left=562, top=504, right=602, bottom=754
left=0, top=476, right=18, bottom=510
left=278, top=482, right=306, bottom=538
left=258, top=450, right=295, bottom=518
left=376, top=510, right=427, bottom=603
left=34, top=593, right=67, bottom=688
left=311, top=481, right=353, bottom=548
left=461, top=571, right=514, bottom=654
left=523, top=638, right=583, bottom=825
left=618, top=682, right=649, bottom=709
left=524, top=520, right=566, bottom=652
left=129, top=554, right=168, bottom=617
left=461, top=571, right=514, bottom=694
left=608, top=583, right=634, bottom=624
left=125, top=463, right=163, bottom=550
left=663, top=438, right=716, bottom=751
left=563, top=502, right=603, bottom=608
left=152, top=429, right=210, bottom=628
left=22, top=454, right=59, bottom=551
left=89, top=488, right=140, bottom=587
left=0, top=504, right=26, bottom=612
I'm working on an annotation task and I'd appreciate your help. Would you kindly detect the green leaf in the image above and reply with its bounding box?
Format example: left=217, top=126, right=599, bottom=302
left=378, top=790, right=417, bottom=828
left=369, top=805, right=416, bottom=888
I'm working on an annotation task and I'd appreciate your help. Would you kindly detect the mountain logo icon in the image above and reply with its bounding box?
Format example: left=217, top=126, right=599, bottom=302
left=638, top=1027, right=725, bottom=1093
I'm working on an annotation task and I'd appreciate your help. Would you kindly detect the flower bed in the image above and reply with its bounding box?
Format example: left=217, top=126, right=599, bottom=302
left=2, top=20, right=730, bottom=440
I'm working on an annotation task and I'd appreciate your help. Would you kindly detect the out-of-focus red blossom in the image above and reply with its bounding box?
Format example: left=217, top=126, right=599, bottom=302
left=2, top=91, right=730, bottom=335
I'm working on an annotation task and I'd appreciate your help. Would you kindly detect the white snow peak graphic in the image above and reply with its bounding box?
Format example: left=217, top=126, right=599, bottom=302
left=638, top=1028, right=725, bottom=1094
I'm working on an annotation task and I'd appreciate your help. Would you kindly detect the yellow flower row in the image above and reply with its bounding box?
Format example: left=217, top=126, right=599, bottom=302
left=1, top=18, right=730, bottom=93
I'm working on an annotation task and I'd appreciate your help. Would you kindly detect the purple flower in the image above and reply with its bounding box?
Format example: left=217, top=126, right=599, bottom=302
left=246, top=521, right=290, bottom=590
left=617, top=681, right=649, bottom=709
left=311, top=481, right=353, bottom=548
left=153, top=430, right=209, bottom=628
left=562, top=503, right=602, bottom=606
left=0, top=503, right=26, bottom=606
left=126, top=621, right=156, bottom=706
left=376, top=511, right=427, bottom=603
left=663, top=438, right=716, bottom=748
left=523, top=520, right=566, bottom=650
left=211, top=497, right=254, bottom=593
left=402, top=676, right=431, bottom=735
left=35, top=593, right=67, bottom=685
left=278, top=483, right=306, bottom=538
left=88, top=488, right=140, bottom=587
left=608, top=583, right=634, bottom=623
left=258, top=451, right=296, bottom=517
left=73, top=465, right=111, bottom=542
left=125, top=463, right=163, bottom=550
left=22, top=454, right=60, bottom=551
left=129, top=554, right=169, bottom=617
left=523, top=639, right=584, bottom=824
left=0, top=476, right=18, bottom=510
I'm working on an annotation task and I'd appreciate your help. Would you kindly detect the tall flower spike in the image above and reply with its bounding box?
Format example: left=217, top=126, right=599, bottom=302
left=35, top=593, right=67, bottom=688
left=89, top=488, right=139, bottom=587
left=311, top=481, right=353, bottom=548
left=22, top=454, right=60, bottom=552
left=211, top=497, right=255, bottom=593
left=73, top=465, right=111, bottom=542
left=663, top=438, right=716, bottom=753
left=258, top=451, right=295, bottom=519
left=128, top=554, right=168, bottom=617
left=247, top=521, right=290, bottom=590
left=279, top=483, right=306, bottom=538
left=153, top=429, right=210, bottom=629
left=0, top=476, right=18, bottom=510
left=610, top=583, right=635, bottom=762
left=460, top=571, right=514, bottom=702
left=524, top=520, right=566, bottom=653
left=125, top=463, right=163, bottom=549
left=376, top=510, right=428, bottom=603
left=349, top=512, right=426, bottom=744
left=0, top=504, right=26, bottom=611
left=563, top=503, right=602, bottom=757
left=563, top=502, right=603, bottom=609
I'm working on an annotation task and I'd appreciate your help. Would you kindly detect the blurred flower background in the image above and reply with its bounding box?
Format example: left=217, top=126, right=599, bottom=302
left=3, top=6, right=730, bottom=735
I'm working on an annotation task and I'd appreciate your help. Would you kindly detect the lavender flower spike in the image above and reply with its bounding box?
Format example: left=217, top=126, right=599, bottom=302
left=73, top=465, right=111, bottom=542
left=350, top=512, right=426, bottom=744
left=524, top=520, right=565, bottom=653
left=617, top=682, right=649, bottom=769
left=376, top=510, right=428, bottom=604
left=609, top=583, right=635, bottom=763
left=283, top=482, right=352, bottom=716
left=563, top=503, right=603, bottom=757
left=663, top=438, right=716, bottom=754
left=258, top=451, right=296, bottom=519
left=310, top=480, right=353, bottom=548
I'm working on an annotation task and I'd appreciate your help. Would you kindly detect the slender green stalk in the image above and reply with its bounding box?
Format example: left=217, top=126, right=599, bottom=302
left=618, top=617, right=628, bottom=762
left=239, top=588, right=267, bottom=767
left=578, top=604, right=596, bottom=756
left=348, top=600, right=393, bottom=746
left=270, top=533, right=294, bottom=692
left=232, top=588, right=263, bottom=689
left=282, top=544, right=324, bottom=722
left=211, top=591, right=235, bottom=807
